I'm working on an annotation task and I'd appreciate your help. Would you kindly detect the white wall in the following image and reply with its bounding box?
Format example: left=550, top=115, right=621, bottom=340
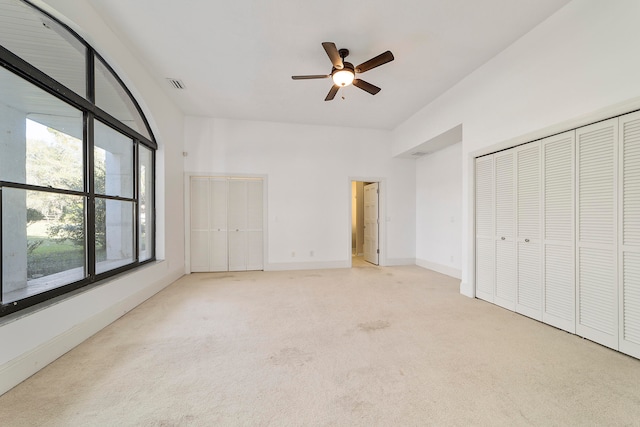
left=415, top=142, right=462, bottom=279
left=184, top=117, right=416, bottom=269
left=0, top=0, right=185, bottom=395
left=392, top=0, right=640, bottom=296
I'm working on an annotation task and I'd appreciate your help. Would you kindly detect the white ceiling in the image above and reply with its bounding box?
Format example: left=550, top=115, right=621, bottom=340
left=85, top=0, right=571, bottom=130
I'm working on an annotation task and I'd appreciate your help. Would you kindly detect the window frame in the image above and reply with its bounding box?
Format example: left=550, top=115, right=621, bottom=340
left=0, top=0, right=157, bottom=317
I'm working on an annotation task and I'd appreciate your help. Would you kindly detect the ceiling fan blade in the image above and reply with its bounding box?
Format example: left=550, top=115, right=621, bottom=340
left=322, top=42, right=343, bottom=70
left=355, top=51, right=394, bottom=73
left=292, top=75, right=330, bottom=80
left=353, top=79, right=381, bottom=95
left=325, top=85, right=340, bottom=101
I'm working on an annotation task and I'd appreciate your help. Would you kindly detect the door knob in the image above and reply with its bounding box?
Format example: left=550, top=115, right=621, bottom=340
left=525, top=238, right=530, bottom=243
left=501, top=237, right=505, bottom=240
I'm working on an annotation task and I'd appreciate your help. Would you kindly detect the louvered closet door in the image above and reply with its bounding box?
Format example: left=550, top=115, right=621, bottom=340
left=542, top=131, right=576, bottom=333
left=515, top=142, right=542, bottom=320
left=190, top=177, right=210, bottom=272
left=228, top=180, right=248, bottom=272
left=246, top=179, right=264, bottom=271
left=209, top=178, right=228, bottom=272
left=475, top=155, right=495, bottom=302
left=576, top=118, right=618, bottom=349
left=619, top=112, right=640, bottom=358
left=494, top=149, right=516, bottom=310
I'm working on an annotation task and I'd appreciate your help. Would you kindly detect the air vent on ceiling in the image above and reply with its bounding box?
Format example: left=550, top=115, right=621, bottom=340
left=166, top=78, right=186, bottom=89
left=411, top=151, right=429, bottom=158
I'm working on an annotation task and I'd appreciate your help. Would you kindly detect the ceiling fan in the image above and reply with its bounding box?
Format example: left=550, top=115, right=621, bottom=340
left=292, top=42, right=395, bottom=101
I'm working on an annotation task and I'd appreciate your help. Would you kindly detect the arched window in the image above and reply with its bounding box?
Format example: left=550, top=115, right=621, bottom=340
left=0, top=0, right=156, bottom=316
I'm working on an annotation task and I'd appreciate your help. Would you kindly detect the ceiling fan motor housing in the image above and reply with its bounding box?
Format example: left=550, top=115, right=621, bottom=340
left=332, top=61, right=355, bottom=76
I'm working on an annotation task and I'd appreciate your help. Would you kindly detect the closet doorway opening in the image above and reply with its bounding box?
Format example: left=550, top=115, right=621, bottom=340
left=351, top=181, right=379, bottom=266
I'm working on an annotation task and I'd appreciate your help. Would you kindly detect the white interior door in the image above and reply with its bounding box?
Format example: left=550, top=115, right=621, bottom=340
left=228, top=180, right=248, bottom=272
left=576, top=118, right=618, bottom=349
left=619, top=111, right=640, bottom=358
left=515, top=142, right=542, bottom=320
left=190, top=177, right=210, bottom=272
left=246, top=179, right=264, bottom=271
left=475, top=155, right=495, bottom=302
left=542, top=131, right=576, bottom=333
left=190, top=176, right=264, bottom=273
left=494, top=149, right=516, bottom=310
left=209, top=178, right=228, bottom=272
left=364, top=182, right=379, bottom=265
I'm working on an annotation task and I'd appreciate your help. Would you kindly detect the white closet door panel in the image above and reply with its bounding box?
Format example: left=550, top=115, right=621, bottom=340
left=622, top=115, right=640, bottom=246
left=476, top=156, right=494, bottom=238
left=621, top=252, right=640, bottom=357
left=190, top=177, right=210, bottom=272
left=190, top=177, right=209, bottom=230
left=246, top=230, right=264, bottom=271
left=228, top=180, right=247, bottom=231
left=476, top=237, right=495, bottom=302
left=210, top=230, right=228, bottom=272
left=228, top=230, right=247, bottom=271
left=577, top=122, right=617, bottom=246
left=544, top=244, right=575, bottom=332
left=475, top=156, right=494, bottom=301
left=495, top=151, right=515, bottom=238
left=246, top=180, right=263, bottom=231
left=494, top=150, right=515, bottom=310
left=516, top=143, right=541, bottom=320
left=544, top=135, right=574, bottom=242
left=576, top=119, right=618, bottom=349
left=495, top=240, right=516, bottom=310
left=210, top=179, right=228, bottom=230
left=542, top=132, right=575, bottom=333
left=190, top=231, right=209, bottom=272
left=517, top=143, right=541, bottom=238
left=577, top=247, right=617, bottom=348
left=517, top=241, right=541, bottom=320
left=620, top=112, right=640, bottom=358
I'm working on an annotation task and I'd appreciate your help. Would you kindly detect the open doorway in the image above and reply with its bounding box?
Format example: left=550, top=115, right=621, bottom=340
left=351, top=181, right=379, bottom=266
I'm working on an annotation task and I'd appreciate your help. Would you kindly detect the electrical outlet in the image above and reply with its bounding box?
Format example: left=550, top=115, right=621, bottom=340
left=292, top=251, right=295, bottom=258
left=310, top=250, right=314, bottom=257
left=450, top=255, right=454, bottom=262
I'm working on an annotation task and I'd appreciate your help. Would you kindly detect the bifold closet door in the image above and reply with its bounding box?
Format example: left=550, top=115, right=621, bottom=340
left=190, top=177, right=229, bottom=272
left=190, top=177, right=210, bottom=272
left=494, top=149, right=516, bottom=310
left=475, top=155, right=495, bottom=302
left=576, top=118, right=618, bottom=349
left=515, top=142, right=542, bottom=320
left=191, top=177, right=263, bottom=273
left=228, top=180, right=248, bottom=272
left=246, top=179, right=264, bottom=271
left=619, top=112, right=640, bottom=358
left=209, top=179, right=229, bottom=272
left=228, top=179, right=264, bottom=272
left=542, top=132, right=575, bottom=333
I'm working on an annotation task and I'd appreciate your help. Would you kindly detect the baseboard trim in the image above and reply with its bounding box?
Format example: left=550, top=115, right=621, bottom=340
left=415, top=259, right=462, bottom=280
left=384, top=258, right=416, bottom=266
left=265, top=260, right=349, bottom=271
left=0, top=266, right=183, bottom=396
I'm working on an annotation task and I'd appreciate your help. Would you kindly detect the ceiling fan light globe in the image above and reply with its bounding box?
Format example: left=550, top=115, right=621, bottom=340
left=332, top=69, right=354, bottom=87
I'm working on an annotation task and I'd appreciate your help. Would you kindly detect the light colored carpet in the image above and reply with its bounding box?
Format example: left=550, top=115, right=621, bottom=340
left=1, top=264, right=640, bottom=426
